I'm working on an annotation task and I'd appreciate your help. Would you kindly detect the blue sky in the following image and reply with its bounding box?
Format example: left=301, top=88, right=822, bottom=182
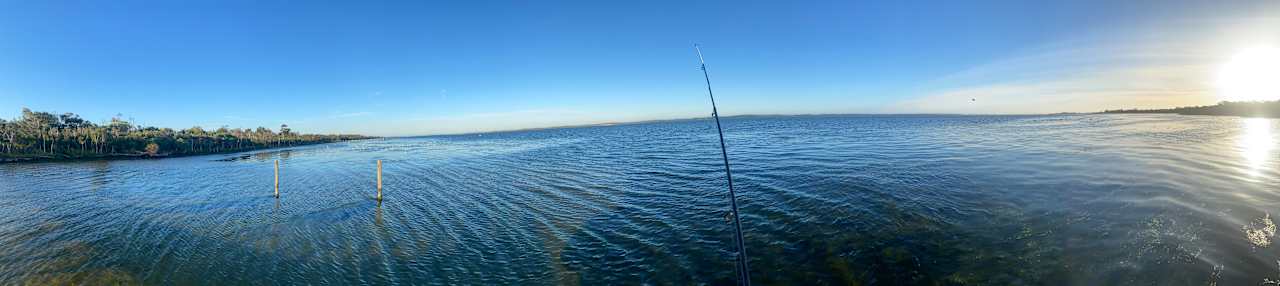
left=1, top=0, right=1277, bottom=136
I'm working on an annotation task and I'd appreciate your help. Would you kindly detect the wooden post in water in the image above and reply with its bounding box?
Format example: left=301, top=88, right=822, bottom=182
left=274, top=159, right=280, bottom=198
left=376, top=160, right=383, bottom=201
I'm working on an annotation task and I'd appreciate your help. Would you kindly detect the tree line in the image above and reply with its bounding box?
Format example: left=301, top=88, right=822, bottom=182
left=1, top=108, right=371, bottom=162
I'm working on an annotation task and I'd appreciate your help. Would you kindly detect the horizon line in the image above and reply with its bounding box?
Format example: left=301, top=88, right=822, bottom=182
left=398, top=112, right=1091, bottom=138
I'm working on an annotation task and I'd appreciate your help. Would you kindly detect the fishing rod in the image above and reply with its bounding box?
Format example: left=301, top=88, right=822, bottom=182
left=695, top=44, right=751, bottom=286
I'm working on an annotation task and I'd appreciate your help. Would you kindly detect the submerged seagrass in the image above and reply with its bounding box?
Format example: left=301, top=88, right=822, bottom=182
left=1, top=114, right=1278, bottom=284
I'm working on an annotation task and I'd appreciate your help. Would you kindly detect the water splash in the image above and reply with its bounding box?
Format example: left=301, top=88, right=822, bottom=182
left=1244, top=213, right=1276, bottom=248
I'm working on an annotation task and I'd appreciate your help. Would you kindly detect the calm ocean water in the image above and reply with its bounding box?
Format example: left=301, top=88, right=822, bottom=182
left=1, top=114, right=1278, bottom=285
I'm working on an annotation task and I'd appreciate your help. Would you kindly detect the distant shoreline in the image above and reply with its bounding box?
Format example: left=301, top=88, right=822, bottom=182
left=420, top=109, right=1280, bottom=138
left=0, top=140, right=368, bottom=164
left=1102, top=100, right=1280, bottom=118
left=417, top=113, right=1069, bottom=138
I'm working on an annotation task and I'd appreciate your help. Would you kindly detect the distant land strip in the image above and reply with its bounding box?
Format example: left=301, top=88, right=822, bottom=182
left=1103, top=100, right=1280, bottom=118
left=0, top=108, right=373, bottom=163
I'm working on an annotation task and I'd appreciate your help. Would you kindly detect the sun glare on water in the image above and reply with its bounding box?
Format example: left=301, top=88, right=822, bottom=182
left=1218, top=46, right=1280, bottom=102
left=1238, top=118, right=1276, bottom=177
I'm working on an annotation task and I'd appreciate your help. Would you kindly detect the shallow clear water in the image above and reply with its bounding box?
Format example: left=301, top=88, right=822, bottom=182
left=2, top=114, right=1279, bottom=285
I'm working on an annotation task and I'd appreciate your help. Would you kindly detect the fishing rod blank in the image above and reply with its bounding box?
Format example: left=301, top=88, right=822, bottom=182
left=695, top=44, right=751, bottom=286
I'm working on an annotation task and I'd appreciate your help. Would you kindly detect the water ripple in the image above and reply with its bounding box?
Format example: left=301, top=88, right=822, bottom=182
left=1, top=114, right=1279, bottom=284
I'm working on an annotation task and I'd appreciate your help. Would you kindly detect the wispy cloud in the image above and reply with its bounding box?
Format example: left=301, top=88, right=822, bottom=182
left=895, top=17, right=1278, bottom=114
left=897, top=64, right=1216, bottom=114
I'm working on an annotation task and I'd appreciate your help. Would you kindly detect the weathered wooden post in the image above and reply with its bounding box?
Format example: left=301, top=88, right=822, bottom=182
left=274, top=159, right=280, bottom=198
left=376, top=160, right=383, bottom=201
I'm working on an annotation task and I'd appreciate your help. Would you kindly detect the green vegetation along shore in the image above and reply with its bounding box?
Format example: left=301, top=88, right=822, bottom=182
left=1103, top=100, right=1280, bottom=117
left=0, top=108, right=372, bottom=163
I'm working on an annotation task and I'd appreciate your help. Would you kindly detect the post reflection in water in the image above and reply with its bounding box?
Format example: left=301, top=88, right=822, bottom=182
left=374, top=202, right=384, bottom=228
left=1237, top=118, right=1276, bottom=177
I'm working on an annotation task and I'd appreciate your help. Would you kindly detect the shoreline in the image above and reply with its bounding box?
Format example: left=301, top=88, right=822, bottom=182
left=0, top=139, right=367, bottom=164
left=1102, top=100, right=1280, bottom=118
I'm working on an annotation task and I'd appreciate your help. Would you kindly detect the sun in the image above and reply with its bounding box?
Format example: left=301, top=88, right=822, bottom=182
left=1218, top=46, right=1280, bottom=102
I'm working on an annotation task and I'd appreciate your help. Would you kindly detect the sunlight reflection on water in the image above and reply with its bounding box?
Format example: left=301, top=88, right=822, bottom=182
left=1238, top=118, right=1276, bottom=177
